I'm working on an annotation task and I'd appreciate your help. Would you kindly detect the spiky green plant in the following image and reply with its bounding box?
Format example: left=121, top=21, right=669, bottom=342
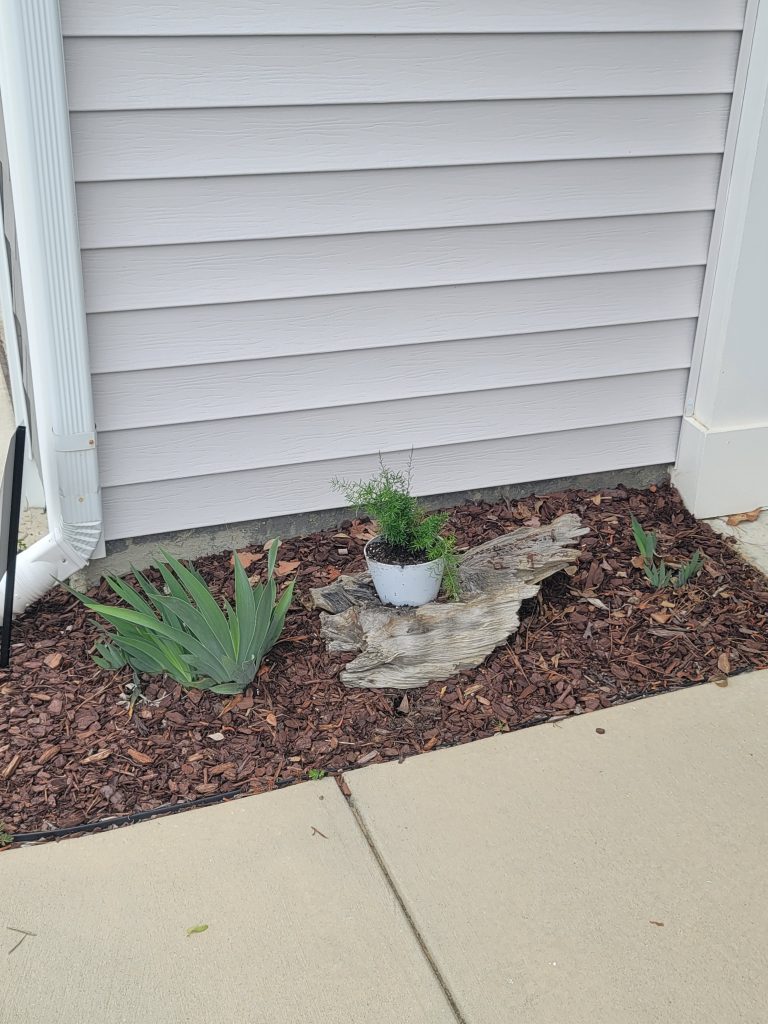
left=71, top=543, right=293, bottom=694
left=630, top=516, right=702, bottom=591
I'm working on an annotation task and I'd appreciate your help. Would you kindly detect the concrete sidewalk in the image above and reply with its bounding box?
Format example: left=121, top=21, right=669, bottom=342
left=2, top=670, right=767, bottom=1023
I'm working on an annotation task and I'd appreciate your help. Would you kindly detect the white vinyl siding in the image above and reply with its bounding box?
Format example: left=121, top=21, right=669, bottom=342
left=80, top=214, right=713, bottom=313
left=88, top=267, right=705, bottom=373
left=60, top=1, right=747, bottom=35
left=97, top=370, right=689, bottom=487
left=93, top=320, right=696, bottom=433
left=59, top=1, right=747, bottom=541
left=64, top=33, right=740, bottom=109
left=76, top=155, right=721, bottom=249
left=70, top=96, right=731, bottom=181
left=102, top=419, right=682, bottom=538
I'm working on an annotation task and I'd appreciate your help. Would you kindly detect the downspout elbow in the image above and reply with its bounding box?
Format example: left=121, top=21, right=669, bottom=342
left=2, top=517, right=101, bottom=615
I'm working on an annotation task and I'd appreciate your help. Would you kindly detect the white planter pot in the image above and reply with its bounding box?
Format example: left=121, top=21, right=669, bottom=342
left=364, top=539, right=444, bottom=607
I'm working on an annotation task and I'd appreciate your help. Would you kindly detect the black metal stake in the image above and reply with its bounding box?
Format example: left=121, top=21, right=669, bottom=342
left=0, top=425, right=27, bottom=667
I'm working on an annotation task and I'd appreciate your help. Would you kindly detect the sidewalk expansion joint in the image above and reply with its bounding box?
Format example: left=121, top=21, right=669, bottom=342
left=338, top=773, right=468, bottom=1024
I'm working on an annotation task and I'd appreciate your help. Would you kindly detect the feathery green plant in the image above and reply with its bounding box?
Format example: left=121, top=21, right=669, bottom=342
left=332, top=459, right=461, bottom=599
left=71, top=542, right=293, bottom=693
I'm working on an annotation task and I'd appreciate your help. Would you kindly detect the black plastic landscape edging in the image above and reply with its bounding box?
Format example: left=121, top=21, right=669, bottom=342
left=5, top=777, right=301, bottom=846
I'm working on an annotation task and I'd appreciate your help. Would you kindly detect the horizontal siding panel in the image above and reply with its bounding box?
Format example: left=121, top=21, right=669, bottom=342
left=93, top=320, right=695, bottom=431
left=101, top=418, right=680, bottom=539
left=60, top=0, right=748, bottom=35
left=98, top=369, right=687, bottom=486
left=76, top=155, right=722, bottom=249
left=82, top=212, right=712, bottom=313
left=87, top=266, right=705, bottom=372
left=64, top=33, right=740, bottom=111
left=70, top=95, right=731, bottom=182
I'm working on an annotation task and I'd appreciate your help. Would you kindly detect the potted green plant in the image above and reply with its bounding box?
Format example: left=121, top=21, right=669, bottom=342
left=332, top=460, right=459, bottom=606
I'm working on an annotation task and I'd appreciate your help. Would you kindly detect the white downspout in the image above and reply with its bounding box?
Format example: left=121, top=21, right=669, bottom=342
left=0, top=1, right=102, bottom=613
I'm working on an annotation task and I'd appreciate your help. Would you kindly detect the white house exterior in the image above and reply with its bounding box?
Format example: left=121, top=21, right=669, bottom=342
left=0, top=0, right=766, bottom=605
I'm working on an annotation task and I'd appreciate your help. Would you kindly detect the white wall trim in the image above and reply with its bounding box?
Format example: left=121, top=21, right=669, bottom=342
left=674, top=0, right=768, bottom=517
left=684, top=0, right=761, bottom=415
left=675, top=417, right=768, bottom=519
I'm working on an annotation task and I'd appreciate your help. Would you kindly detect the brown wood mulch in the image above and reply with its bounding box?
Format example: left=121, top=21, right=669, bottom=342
left=1, top=482, right=767, bottom=835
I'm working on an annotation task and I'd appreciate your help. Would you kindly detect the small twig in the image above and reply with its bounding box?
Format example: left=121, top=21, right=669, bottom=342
left=73, top=682, right=112, bottom=712
left=310, top=826, right=328, bottom=839
left=7, top=927, right=35, bottom=955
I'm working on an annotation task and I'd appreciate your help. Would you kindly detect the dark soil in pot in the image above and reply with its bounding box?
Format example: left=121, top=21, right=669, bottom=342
left=366, top=539, right=433, bottom=566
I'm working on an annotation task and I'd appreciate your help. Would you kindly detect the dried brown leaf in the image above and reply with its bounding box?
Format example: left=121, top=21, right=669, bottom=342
left=349, top=520, right=377, bottom=542
left=717, top=652, right=731, bottom=675
left=275, top=560, right=300, bottom=577
left=725, top=508, right=762, bottom=527
left=230, top=550, right=263, bottom=570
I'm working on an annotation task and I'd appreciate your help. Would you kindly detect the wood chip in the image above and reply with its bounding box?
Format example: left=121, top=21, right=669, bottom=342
left=2, top=753, right=22, bottom=779
left=356, top=750, right=378, bottom=766
left=37, top=745, right=61, bottom=766
left=126, top=747, right=154, bottom=766
left=43, top=652, right=63, bottom=669
left=80, top=749, right=111, bottom=765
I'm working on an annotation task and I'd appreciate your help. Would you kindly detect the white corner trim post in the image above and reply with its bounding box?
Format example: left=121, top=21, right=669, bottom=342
left=673, top=0, right=768, bottom=519
left=0, top=1, right=103, bottom=612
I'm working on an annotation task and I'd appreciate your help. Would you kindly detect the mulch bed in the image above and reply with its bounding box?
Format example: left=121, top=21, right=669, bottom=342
left=2, top=482, right=767, bottom=835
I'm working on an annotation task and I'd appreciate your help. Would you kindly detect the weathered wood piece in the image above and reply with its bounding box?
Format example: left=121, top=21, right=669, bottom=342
left=310, top=514, right=587, bottom=689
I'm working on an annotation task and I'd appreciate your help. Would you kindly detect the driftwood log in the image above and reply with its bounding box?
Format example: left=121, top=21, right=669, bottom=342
left=310, top=514, right=587, bottom=689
